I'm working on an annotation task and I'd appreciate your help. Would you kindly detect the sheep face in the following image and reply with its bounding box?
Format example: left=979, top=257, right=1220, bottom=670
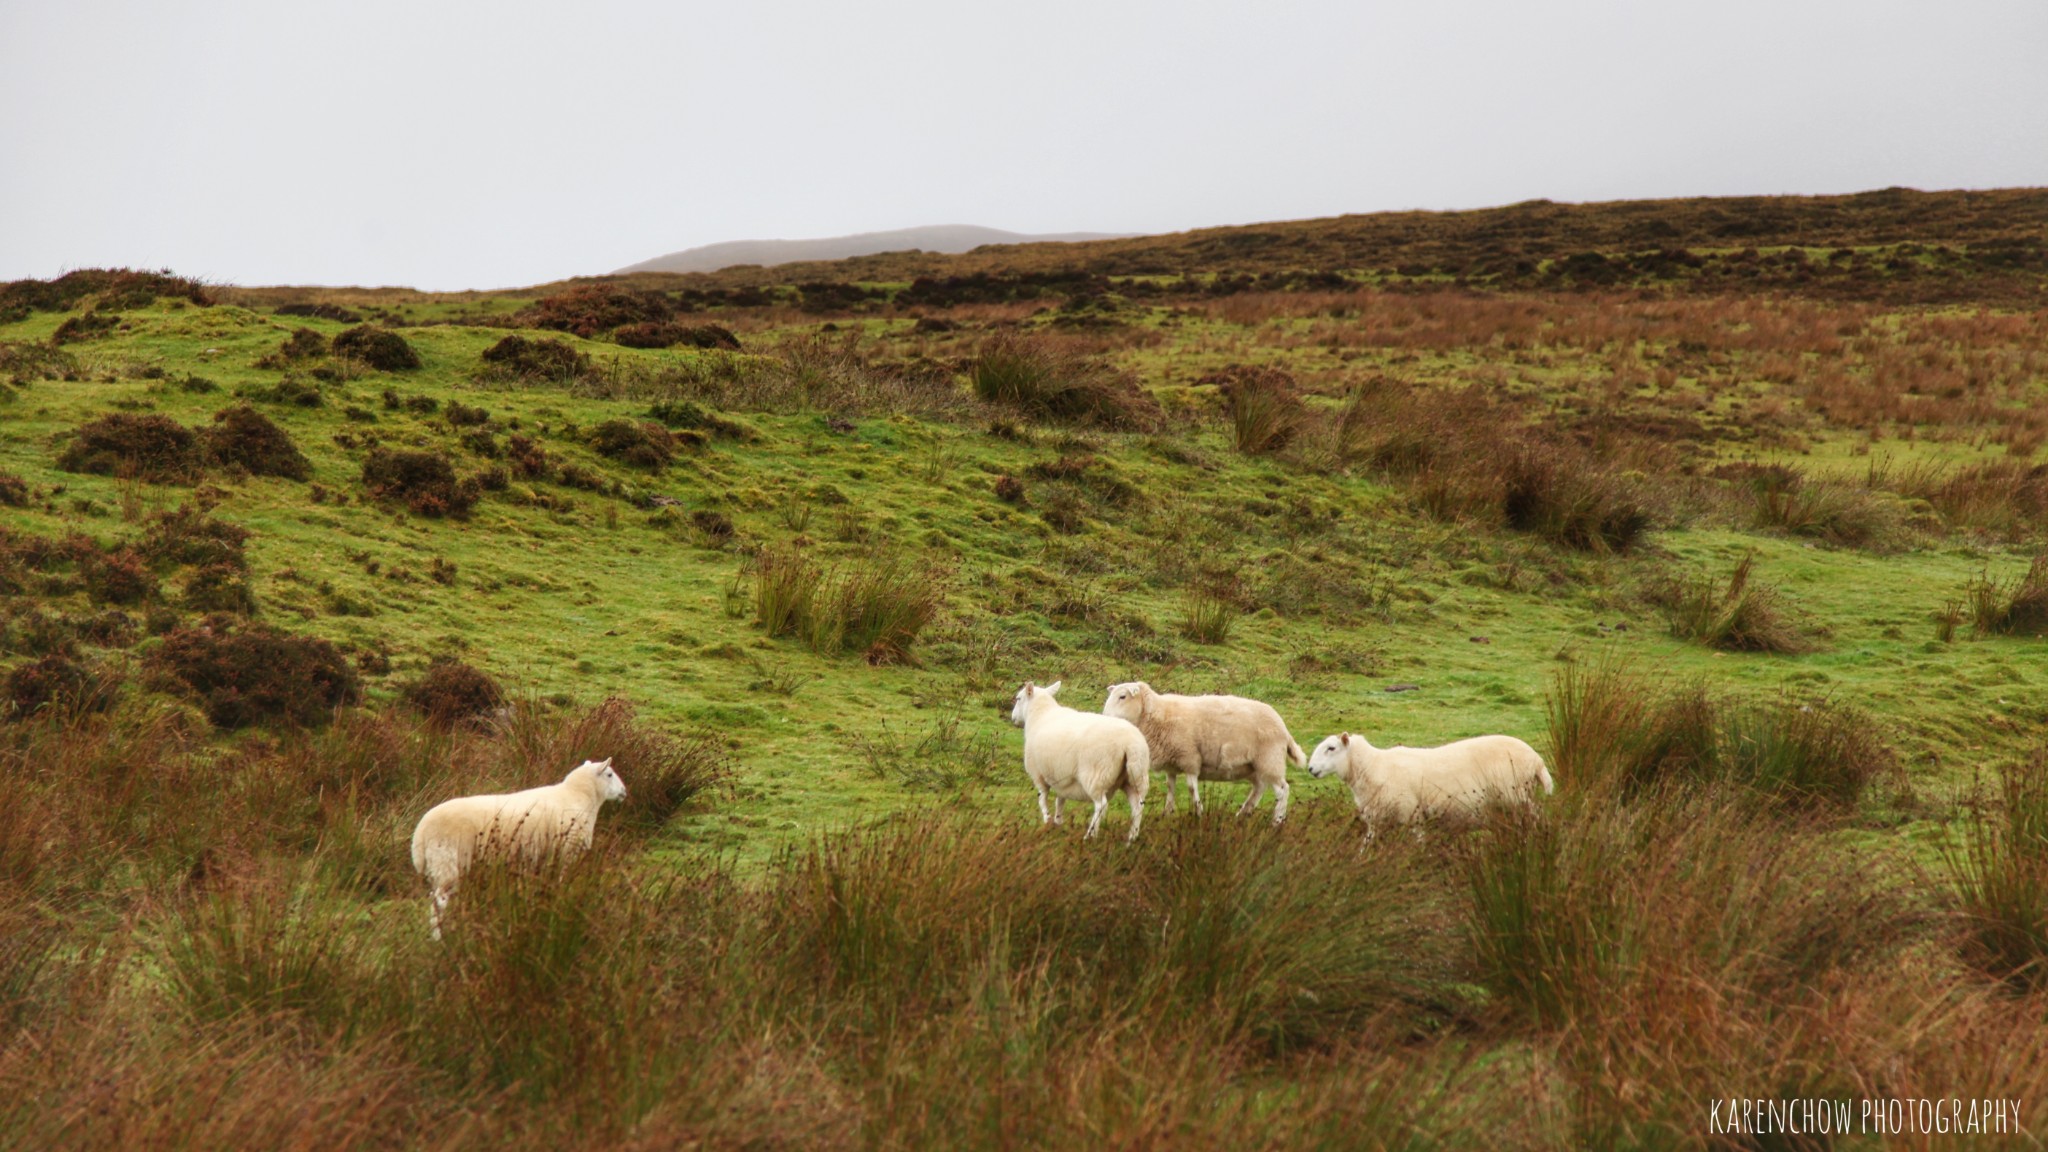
left=582, top=757, right=629, bottom=801
left=1101, top=681, right=1150, bottom=723
left=1308, top=734, right=1352, bottom=779
left=1009, top=680, right=1062, bottom=727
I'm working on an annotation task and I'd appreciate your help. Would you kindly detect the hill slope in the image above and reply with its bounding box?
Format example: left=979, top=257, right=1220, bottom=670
left=615, top=224, right=1135, bottom=275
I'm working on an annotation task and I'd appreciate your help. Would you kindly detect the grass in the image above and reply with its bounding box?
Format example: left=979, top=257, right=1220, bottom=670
left=6, top=248, right=2048, bottom=1145
left=1659, top=552, right=1818, bottom=653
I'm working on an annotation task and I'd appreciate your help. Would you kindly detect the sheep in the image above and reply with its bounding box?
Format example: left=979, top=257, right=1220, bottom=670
left=1307, top=732, right=1551, bottom=836
left=1009, top=680, right=1150, bottom=841
left=409, top=757, right=629, bottom=938
left=1101, top=682, right=1305, bottom=823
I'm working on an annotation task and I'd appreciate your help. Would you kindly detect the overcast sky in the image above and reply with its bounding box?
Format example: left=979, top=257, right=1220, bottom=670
left=3, top=0, right=2044, bottom=291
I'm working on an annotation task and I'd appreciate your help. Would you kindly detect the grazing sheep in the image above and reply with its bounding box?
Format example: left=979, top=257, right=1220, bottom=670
left=1101, top=682, right=1305, bottom=823
left=1010, top=680, right=1150, bottom=841
left=409, top=757, right=629, bottom=938
left=1307, top=732, right=1551, bottom=835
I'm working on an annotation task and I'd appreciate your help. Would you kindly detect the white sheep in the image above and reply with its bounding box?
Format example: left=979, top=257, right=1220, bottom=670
left=1101, top=682, right=1305, bottom=823
left=1010, top=680, right=1150, bottom=841
left=409, top=757, right=629, bottom=938
left=1307, top=732, right=1551, bottom=835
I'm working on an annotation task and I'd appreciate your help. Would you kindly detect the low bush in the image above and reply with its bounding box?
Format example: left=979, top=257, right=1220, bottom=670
left=479, top=335, right=589, bottom=383
left=403, top=658, right=504, bottom=728
left=0, top=471, right=29, bottom=507
left=587, top=419, right=677, bottom=470
left=206, top=405, right=310, bottom=480
left=331, top=326, right=420, bottom=372
left=646, top=399, right=749, bottom=439
left=274, top=327, right=327, bottom=362
left=360, top=449, right=478, bottom=518
left=57, top=413, right=203, bottom=483
left=83, top=548, right=155, bottom=606
left=523, top=285, right=675, bottom=337
left=140, top=505, right=250, bottom=571
left=443, top=401, right=490, bottom=427
left=148, top=620, right=361, bottom=728
left=181, top=562, right=255, bottom=614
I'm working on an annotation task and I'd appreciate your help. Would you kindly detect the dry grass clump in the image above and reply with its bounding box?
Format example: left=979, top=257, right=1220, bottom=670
left=1965, top=554, right=2048, bottom=637
left=1736, top=463, right=1903, bottom=549
left=1656, top=553, right=1818, bottom=653
left=1216, top=365, right=1305, bottom=455
left=969, top=332, right=1159, bottom=430
left=57, top=413, right=203, bottom=483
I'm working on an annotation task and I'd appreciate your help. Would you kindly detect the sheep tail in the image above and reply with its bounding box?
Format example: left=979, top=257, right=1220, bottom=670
left=1536, top=757, right=1555, bottom=795
left=1286, top=738, right=1307, bottom=767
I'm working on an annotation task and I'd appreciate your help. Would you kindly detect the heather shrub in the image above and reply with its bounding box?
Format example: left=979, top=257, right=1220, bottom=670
left=0, top=472, right=28, bottom=507
left=148, top=620, right=361, bottom=728
left=274, top=302, right=362, bottom=323
left=4, top=653, right=115, bottom=720
left=587, top=419, right=677, bottom=470
left=206, top=405, right=310, bottom=480
left=331, top=326, right=420, bottom=372
left=360, top=449, right=478, bottom=518
left=480, top=335, right=589, bottom=383
left=57, top=413, right=202, bottom=483
left=403, top=659, right=504, bottom=728
left=83, top=548, right=155, bottom=606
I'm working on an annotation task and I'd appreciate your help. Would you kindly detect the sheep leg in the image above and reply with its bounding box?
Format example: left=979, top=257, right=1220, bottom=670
left=1161, top=774, right=1177, bottom=817
left=1052, top=797, right=1065, bottom=826
left=1270, top=778, right=1290, bottom=824
left=1085, top=796, right=1108, bottom=839
left=1124, top=784, right=1144, bottom=842
left=1187, top=776, right=1203, bottom=816
left=1236, top=779, right=1267, bottom=817
left=429, top=884, right=451, bottom=941
left=1036, top=784, right=1052, bottom=826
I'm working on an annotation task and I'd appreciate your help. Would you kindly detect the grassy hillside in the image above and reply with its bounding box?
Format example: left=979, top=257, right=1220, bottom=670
left=4, top=216, right=2048, bottom=1146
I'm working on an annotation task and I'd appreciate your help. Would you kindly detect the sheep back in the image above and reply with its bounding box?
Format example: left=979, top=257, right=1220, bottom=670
left=1111, top=686, right=1299, bottom=782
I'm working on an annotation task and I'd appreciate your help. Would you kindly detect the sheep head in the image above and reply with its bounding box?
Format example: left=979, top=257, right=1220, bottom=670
left=1009, top=680, right=1062, bottom=727
left=575, top=757, right=630, bottom=802
left=1308, top=734, right=1352, bottom=779
left=1101, top=681, right=1151, bottom=723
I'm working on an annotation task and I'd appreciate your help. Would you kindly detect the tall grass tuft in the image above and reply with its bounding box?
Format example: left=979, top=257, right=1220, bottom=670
left=1220, top=365, right=1304, bottom=455
left=751, top=545, right=946, bottom=661
left=1179, top=582, right=1238, bottom=644
left=1950, top=749, right=2048, bottom=988
left=1965, top=554, right=2048, bottom=637
left=968, top=333, right=1159, bottom=430
left=1659, top=552, right=1817, bottom=653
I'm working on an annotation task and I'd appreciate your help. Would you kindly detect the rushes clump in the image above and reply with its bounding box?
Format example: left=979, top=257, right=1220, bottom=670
left=1659, top=552, right=1817, bottom=653
left=751, top=546, right=945, bottom=662
left=1949, top=749, right=2048, bottom=988
left=969, top=333, right=1159, bottom=430
left=1966, top=555, right=2048, bottom=637
left=1220, top=365, right=1304, bottom=455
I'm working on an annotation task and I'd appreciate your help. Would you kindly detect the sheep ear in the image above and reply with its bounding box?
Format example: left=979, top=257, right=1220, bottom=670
left=1021, top=683, right=1034, bottom=697
left=1046, top=680, right=1062, bottom=695
left=1340, top=733, right=1351, bottom=746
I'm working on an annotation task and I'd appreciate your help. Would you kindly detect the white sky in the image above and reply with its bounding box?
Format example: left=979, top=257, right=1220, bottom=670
left=3, top=0, right=2044, bottom=291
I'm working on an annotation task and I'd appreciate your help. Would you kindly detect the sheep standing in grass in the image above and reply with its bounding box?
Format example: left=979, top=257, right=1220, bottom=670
left=1010, top=681, right=1150, bottom=841
left=1307, top=732, right=1551, bottom=836
left=1101, top=682, right=1305, bottom=823
left=409, top=757, right=629, bottom=938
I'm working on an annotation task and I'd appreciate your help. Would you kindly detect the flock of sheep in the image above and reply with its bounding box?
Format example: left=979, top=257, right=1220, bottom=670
left=409, top=682, right=1553, bottom=935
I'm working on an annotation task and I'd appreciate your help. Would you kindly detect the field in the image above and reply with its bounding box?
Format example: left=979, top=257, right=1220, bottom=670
left=4, top=189, right=2048, bottom=1148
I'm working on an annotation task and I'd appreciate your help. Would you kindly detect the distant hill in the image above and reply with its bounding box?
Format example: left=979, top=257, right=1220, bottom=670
left=615, top=225, right=1136, bottom=275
